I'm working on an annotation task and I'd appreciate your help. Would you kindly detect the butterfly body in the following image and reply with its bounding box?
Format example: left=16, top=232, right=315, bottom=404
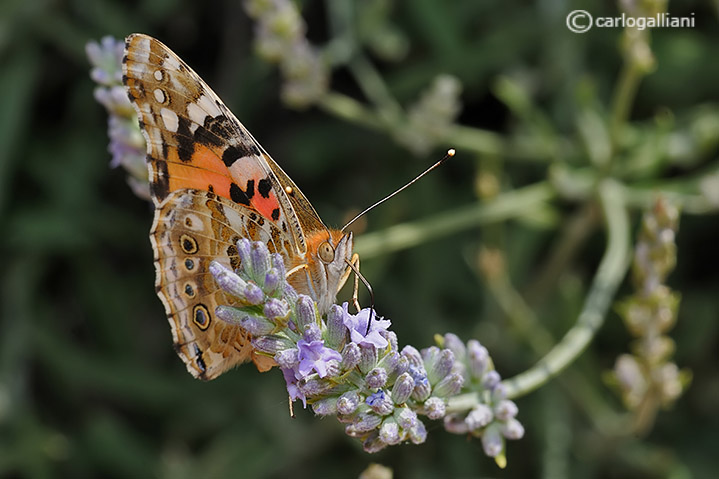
left=122, top=33, right=352, bottom=380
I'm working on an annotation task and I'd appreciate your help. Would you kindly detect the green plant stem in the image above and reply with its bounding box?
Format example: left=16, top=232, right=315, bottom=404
left=502, top=179, right=631, bottom=398
left=318, top=92, right=380, bottom=130
left=446, top=124, right=514, bottom=158
left=318, top=92, right=561, bottom=161
left=354, top=181, right=554, bottom=259
left=324, top=0, right=356, bottom=65
left=552, top=166, right=719, bottom=214
left=609, top=61, right=644, bottom=152
left=348, top=55, right=404, bottom=122
left=524, top=201, right=601, bottom=307
left=483, top=269, right=555, bottom=355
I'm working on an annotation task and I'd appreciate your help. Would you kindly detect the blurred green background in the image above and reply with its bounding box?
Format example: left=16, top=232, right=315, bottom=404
left=2, top=0, right=719, bottom=477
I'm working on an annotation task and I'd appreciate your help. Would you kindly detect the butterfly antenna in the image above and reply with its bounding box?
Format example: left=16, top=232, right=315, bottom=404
left=341, top=149, right=455, bottom=233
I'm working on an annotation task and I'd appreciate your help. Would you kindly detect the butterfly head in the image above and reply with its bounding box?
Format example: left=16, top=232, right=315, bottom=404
left=297, top=229, right=353, bottom=314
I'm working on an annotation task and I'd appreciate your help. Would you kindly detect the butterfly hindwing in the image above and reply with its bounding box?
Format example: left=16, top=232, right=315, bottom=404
left=151, top=189, right=283, bottom=378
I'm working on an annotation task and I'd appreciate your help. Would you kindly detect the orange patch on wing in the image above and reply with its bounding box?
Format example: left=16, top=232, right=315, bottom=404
left=252, top=192, right=281, bottom=223
left=163, top=144, right=241, bottom=201
left=191, top=144, right=227, bottom=175
left=166, top=162, right=233, bottom=200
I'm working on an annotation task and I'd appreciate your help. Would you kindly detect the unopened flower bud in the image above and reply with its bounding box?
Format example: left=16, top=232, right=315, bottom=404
left=467, top=339, right=489, bottom=378
left=337, top=391, right=361, bottom=415
left=409, top=366, right=431, bottom=401
left=362, top=432, right=387, bottom=453
left=481, top=423, right=504, bottom=457
left=466, top=404, right=493, bottom=430
left=502, top=418, right=525, bottom=440
left=341, top=342, right=361, bottom=370
left=359, top=345, right=379, bottom=374
left=366, top=390, right=394, bottom=416
left=394, top=407, right=418, bottom=430
left=243, top=282, right=265, bottom=305
left=427, top=349, right=455, bottom=385
left=408, top=420, right=427, bottom=444
left=275, top=348, right=299, bottom=369
left=423, top=397, right=446, bottom=420
left=210, top=261, right=248, bottom=298
left=352, top=412, right=383, bottom=433
left=391, top=373, right=414, bottom=405
left=494, top=399, right=518, bottom=421
left=295, top=295, right=316, bottom=330
left=312, top=397, right=337, bottom=416
left=303, top=323, right=322, bottom=342
left=263, top=268, right=282, bottom=294
left=366, top=367, right=388, bottom=389
left=250, top=241, right=271, bottom=280
left=236, top=238, right=252, bottom=267
left=401, top=345, right=423, bottom=368
left=252, top=335, right=292, bottom=354
left=433, top=372, right=464, bottom=397
left=263, top=298, right=289, bottom=321
left=379, top=418, right=402, bottom=445
left=443, top=333, right=466, bottom=361
left=482, top=370, right=501, bottom=391
left=326, top=304, right=348, bottom=349
left=444, top=413, right=469, bottom=434
left=269, top=252, right=286, bottom=278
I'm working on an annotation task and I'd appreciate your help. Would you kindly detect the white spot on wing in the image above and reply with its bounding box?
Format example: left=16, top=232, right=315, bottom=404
left=181, top=213, right=204, bottom=232
left=163, top=54, right=181, bottom=71
left=198, top=94, right=222, bottom=117
left=154, top=69, right=163, bottom=81
left=187, top=102, right=207, bottom=126
left=154, top=88, right=166, bottom=103
left=161, top=108, right=179, bottom=132
left=135, top=37, right=151, bottom=63
left=228, top=157, right=263, bottom=182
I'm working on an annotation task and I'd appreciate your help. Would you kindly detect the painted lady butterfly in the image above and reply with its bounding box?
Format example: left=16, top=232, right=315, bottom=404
left=122, top=34, right=355, bottom=380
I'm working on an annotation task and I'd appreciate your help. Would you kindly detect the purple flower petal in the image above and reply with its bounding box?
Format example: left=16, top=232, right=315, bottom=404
left=341, top=304, right=391, bottom=349
left=297, top=339, right=342, bottom=378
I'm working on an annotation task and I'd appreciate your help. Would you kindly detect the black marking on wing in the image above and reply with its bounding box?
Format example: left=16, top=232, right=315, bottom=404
left=258, top=178, right=272, bottom=199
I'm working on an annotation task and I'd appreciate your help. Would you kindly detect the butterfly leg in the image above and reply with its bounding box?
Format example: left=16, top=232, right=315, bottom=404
left=350, top=253, right=361, bottom=312
left=286, top=263, right=320, bottom=301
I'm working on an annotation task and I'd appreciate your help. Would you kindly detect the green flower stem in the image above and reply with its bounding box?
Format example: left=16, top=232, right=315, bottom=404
left=446, top=124, right=518, bottom=159
left=483, top=267, right=555, bottom=355
left=318, top=92, right=563, bottom=161
left=541, top=387, right=571, bottom=479
left=502, top=179, right=631, bottom=398
left=354, top=181, right=555, bottom=259
left=324, top=0, right=356, bottom=65
left=348, top=54, right=404, bottom=122
left=609, top=61, right=644, bottom=153
left=480, top=206, right=629, bottom=434
left=553, top=166, right=719, bottom=214
left=325, top=0, right=403, bottom=121
left=444, top=391, right=480, bottom=414
left=318, top=92, right=381, bottom=130
left=524, top=201, right=600, bottom=307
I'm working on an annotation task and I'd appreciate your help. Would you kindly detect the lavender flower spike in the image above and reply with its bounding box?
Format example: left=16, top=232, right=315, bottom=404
left=203, top=239, right=524, bottom=460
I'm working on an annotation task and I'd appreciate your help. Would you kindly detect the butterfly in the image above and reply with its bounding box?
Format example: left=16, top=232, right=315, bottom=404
left=122, top=33, right=356, bottom=380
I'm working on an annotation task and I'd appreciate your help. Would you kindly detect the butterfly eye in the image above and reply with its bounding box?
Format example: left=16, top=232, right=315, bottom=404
left=318, top=240, right=335, bottom=264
